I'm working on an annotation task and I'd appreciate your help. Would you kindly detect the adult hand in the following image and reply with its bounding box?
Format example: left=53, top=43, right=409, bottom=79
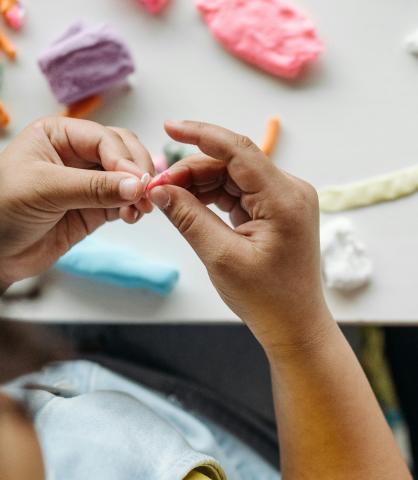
left=148, top=121, right=331, bottom=352
left=0, top=117, right=154, bottom=288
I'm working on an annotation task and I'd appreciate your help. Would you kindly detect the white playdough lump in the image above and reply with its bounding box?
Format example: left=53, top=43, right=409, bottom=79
left=404, top=29, right=418, bottom=55
left=320, top=218, right=372, bottom=292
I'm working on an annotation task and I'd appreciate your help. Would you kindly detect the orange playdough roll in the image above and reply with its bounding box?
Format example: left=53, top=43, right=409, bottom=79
left=0, top=0, right=16, bottom=14
left=62, top=95, right=103, bottom=119
left=0, top=100, right=10, bottom=127
left=0, top=31, right=16, bottom=59
left=261, top=116, right=281, bottom=156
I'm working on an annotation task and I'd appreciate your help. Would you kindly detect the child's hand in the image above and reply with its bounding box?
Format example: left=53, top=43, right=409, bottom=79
left=149, top=121, right=330, bottom=352
left=0, top=117, right=154, bottom=289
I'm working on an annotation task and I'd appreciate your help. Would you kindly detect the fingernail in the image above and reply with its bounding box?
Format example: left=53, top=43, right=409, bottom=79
left=165, top=120, right=183, bottom=129
left=119, top=177, right=141, bottom=201
left=149, top=186, right=171, bottom=210
left=141, top=172, right=151, bottom=188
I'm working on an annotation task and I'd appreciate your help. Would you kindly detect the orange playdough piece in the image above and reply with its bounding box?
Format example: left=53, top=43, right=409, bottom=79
left=262, top=116, right=281, bottom=156
left=62, top=95, right=102, bottom=119
left=0, top=100, right=10, bottom=127
left=0, top=31, right=16, bottom=59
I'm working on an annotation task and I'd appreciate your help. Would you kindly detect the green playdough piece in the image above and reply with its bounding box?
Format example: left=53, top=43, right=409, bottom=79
left=163, top=142, right=196, bottom=167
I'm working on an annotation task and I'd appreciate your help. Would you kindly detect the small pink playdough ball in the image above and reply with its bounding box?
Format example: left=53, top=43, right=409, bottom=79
left=138, top=0, right=169, bottom=14
left=4, top=3, right=25, bottom=31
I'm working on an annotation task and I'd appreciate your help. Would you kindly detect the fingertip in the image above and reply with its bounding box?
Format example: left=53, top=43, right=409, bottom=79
left=135, top=197, right=154, bottom=214
left=120, top=205, right=140, bottom=224
left=164, top=120, right=183, bottom=131
left=119, top=176, right=144, bottom=202
left=149, top=186, right=171, bottom=210
left=164, top=120, right=186, bottom=142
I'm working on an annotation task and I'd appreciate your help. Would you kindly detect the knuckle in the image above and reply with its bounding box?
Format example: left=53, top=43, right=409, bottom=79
left=211, top=246, right=234, bottom=274
left=296, top=181, right=319, bottom=212
left=109, top=126, right=139, bottom=140
left=126, top=129, right=139, bottom=140
left=105, top=128, right=123, bottom=142
left=194, top=121, right=206, bottom=131
left=172, top=204, right=197, bottom=237
left=303, top=182, right=319, bottom=206
left=89, top=174, right=112, bottom=205
left=278, top=182, right=318, bottom=232
left=234, top=134, right=257, bottom=152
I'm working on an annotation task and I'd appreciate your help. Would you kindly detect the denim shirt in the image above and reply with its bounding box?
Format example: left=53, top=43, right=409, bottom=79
left=4, top=360, right=281, bottom=480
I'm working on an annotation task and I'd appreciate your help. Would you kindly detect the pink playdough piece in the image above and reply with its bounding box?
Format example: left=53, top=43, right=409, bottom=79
left=147, top=171, right=170, bottom=191
left=195, top=0, right=323, bottom=79
left=4, top=2, right=25, bottom=31
left=138, top=0, right=169, bottom=14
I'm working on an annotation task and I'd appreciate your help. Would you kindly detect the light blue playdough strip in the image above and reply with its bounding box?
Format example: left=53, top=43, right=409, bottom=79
left=55, top=238, right=179, bottom=296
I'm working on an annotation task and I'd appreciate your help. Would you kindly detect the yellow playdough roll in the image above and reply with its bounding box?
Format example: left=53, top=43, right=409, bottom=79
left=318, top=165, right=418, bottom=212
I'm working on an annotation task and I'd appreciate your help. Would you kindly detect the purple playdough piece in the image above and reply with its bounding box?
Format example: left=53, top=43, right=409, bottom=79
left=38, top=21, right=135, bottom=105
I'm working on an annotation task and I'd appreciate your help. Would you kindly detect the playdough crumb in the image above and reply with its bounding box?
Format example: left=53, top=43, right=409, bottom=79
left=195, top=0, right=323, bottom=79
left=320, top=218, right=372, bottom=292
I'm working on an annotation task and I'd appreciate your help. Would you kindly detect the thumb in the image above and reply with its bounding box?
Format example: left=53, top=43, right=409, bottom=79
left=149, top=185, right=237, bottom=263
left=42, top=166, right=145, bottom=209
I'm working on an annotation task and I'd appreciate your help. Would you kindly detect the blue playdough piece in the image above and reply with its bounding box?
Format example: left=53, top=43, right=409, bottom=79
left=55, top=238, right=179, bottom=296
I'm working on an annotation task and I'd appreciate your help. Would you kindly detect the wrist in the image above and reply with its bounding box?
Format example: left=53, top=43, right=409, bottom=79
left=249, top=301, right=337, bottom=361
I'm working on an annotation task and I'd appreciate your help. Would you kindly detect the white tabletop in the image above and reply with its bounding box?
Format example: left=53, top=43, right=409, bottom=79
left=2, top=0, right=418, bottom=324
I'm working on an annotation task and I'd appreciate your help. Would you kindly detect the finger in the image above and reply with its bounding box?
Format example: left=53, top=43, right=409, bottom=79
left=197, top=188, right=251, bottom=227
left=106, top=127, right=154, bottom=220
left=42, top=164, right=145, bottom=210
left=134, top=196, right=154, bottom=214
left=197, top=188, right=235, bottom=211
left=120, top=205, right=142, bottom=224
left=108, top=127, right=155, bottom=176
left=105, top=208, right=121, bottom=222
left=149, top=185, right=240, bottom=263
left=147, top=154, right=225, bottom=191
left=230, top=202, right=251, bottom=228
left=164, top=120, right=278, bottom=193
left=39, top=117, right=144, bottom=176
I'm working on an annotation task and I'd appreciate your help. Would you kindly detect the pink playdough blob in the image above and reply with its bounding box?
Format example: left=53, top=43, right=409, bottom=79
left=147, top=171, right=171, bottom=191
left=195, top=0, right=323, bottom=79
left=138, top=0, right=169, bottom=14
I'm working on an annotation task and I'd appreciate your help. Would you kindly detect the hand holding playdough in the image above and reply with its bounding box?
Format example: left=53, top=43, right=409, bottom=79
left=0, top=117, right=153, bottom=290
left=148, top=121, right=332, bottom=352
